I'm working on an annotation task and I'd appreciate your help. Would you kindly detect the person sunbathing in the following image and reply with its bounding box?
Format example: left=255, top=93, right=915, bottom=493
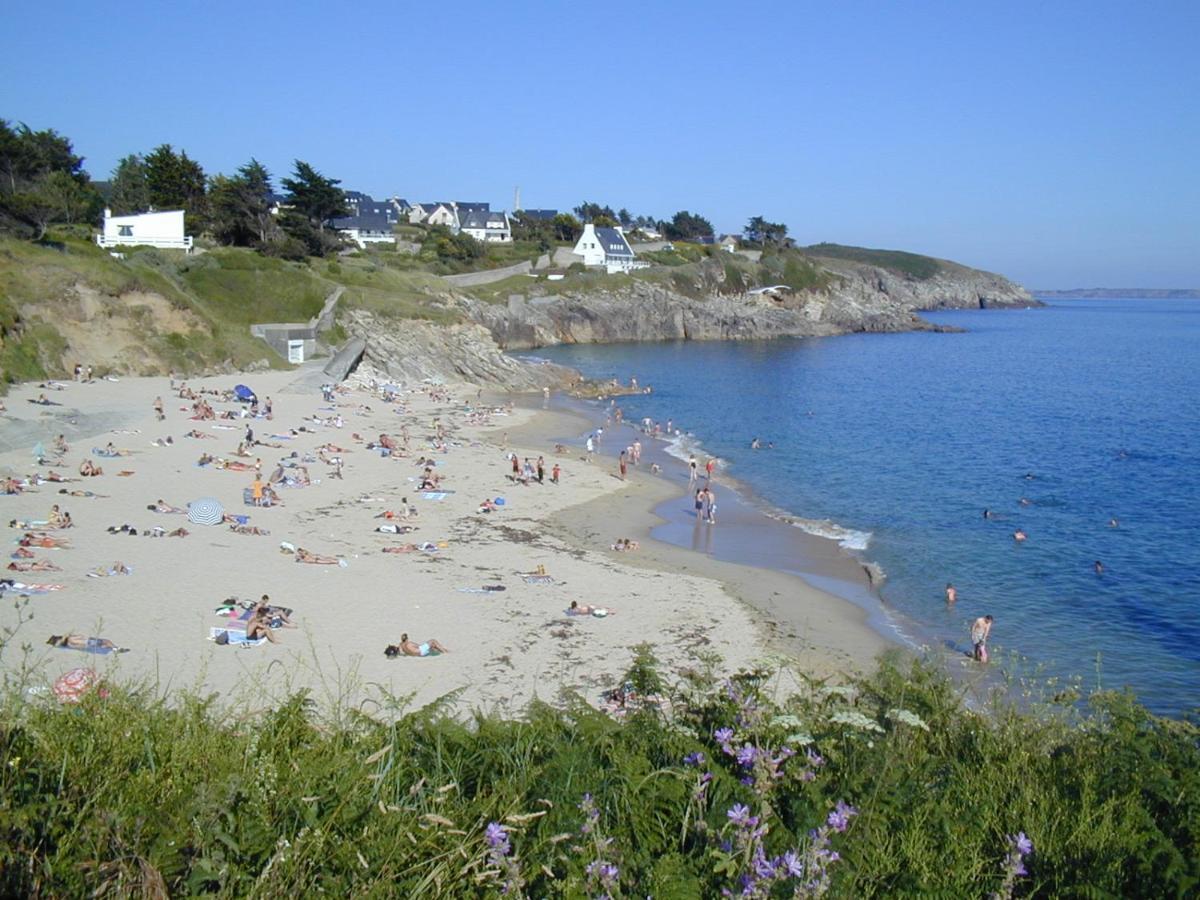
left=295, top=547, right=342, bottom=565
left=478, top=499, right=498, bottom=513
left=253, top=595, right=296, bottom=628
left=102, top=442, right=132, bottom=457
left=230, top=522, right=270, bottom=535
left=244, top=607, right=280, bottom=643
left=8, top=559, right=60, bottom=572
left=166, top=527, right=189, bottom=538
left=2, top=478, right=22, bottom=495
left=42, top=470, right=74, bottom=483
left=197, top=453, right=215, bottom=467
left=388, top=633, right=450, bottom=657
left=20, top=533, right=71, bottom=549
left=59, top=489, right=102, bottom=497
left=568, top=601, right=615, bottom=617
left=79, top=460, right=103, bottom=477
left=88, top=561, right=131, bottom=577
left=46, top=634, right=127, bottom=652
left=149, top=499, right=186, bottom=514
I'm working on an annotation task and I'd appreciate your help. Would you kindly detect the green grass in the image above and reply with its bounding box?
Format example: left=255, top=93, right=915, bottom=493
left=799, top=243, right=943, bottom=280
left=0, top=651, right=1195, bottom=897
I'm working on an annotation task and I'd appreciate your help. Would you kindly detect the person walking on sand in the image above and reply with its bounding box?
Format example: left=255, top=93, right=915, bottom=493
left=536, top=456, right=545, bottom=483
left=971, top=615, right=993, bottom=662
left=551, top=463, right=560, bottom=484
left=153, top=396, right=164, bottom=421
left=585, top=435, right=595, bottom=461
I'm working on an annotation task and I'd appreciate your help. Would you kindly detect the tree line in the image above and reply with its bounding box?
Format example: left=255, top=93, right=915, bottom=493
left=1, top=118, right=794, bottom=257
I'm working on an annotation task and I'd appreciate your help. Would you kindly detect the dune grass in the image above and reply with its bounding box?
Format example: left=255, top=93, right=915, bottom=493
left=0, top=644, right=1195, bottom=898
left=800, top=244, right=943, bottom=281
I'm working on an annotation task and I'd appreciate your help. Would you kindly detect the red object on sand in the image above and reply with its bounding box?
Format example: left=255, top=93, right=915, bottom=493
left=52, top=667, right=106, bottom=703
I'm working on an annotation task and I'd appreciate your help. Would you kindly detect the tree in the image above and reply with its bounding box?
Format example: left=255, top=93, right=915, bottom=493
left=209, top=159, right=279, bottom=248
left=279, top=160, right=349, bottom=256
left=573, top=201, right=616, bottom=223
left=662, top=210, right=714, bottom=241
left=617, top=208, right=632, bottom=228
left=143, top=144, right=208, bottom=233
left=745, top=216, right=789, bottom=246
left=0, top=119, right=98, bottom=239
left=550, top=213, right=582, bottom=243
left=109, top=155, right=149, bottom=215
left=592, top=214, right=618, bottom=228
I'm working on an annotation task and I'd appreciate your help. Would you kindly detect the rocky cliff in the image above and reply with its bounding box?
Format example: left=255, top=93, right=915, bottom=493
left=340, top=309, right=574, bottom=389
left=458, top=255, right=1036, bottom=351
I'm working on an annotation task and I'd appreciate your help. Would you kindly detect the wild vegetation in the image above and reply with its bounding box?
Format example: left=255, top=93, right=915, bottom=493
left=800, top=244, right=943, bottom=281
left=0, top=642, right=1194, bottom=897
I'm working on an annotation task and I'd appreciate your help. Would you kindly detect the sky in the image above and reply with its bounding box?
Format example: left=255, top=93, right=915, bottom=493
left=3, top=1, right=1198, bottom=288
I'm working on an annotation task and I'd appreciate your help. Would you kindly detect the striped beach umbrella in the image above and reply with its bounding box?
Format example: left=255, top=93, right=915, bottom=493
left=187, top=497, right=225, bottom=526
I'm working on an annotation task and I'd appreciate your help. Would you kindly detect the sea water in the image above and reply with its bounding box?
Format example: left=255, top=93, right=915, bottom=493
left=532, top=299, right=1200, bottom=716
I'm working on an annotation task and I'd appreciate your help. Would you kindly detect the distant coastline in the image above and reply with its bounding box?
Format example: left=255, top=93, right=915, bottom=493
left=1035, top=288, right=1200, bottom=299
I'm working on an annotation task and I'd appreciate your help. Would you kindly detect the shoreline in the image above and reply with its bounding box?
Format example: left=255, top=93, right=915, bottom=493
left=506, top=395, right=893, bottom=677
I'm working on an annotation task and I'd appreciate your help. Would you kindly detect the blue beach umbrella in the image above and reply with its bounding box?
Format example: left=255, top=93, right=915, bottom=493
left=234, top=384, right=257, bottom=403
left=187, top=497, right=225, bottom=526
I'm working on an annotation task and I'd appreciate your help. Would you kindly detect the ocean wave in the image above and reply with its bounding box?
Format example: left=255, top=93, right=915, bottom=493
left=663, top=433, right=701, bottom=462
left=779, top=515, right=872, bottom=551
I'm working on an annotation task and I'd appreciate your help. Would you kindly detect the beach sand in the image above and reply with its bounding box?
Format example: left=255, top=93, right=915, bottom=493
left=0, top=365, right=888, bottom=715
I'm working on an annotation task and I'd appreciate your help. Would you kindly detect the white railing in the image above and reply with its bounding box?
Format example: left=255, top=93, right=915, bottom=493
left=96, top=234, right=194, bottom=251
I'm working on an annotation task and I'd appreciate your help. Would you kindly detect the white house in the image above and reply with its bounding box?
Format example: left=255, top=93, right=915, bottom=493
left=460, top=210, right=512, bottom=243
left=572, top=223, right=644, bottom=273
left=409, top=202, right=460, bottom=233
left=96, top=208, right=193, bottom=252
left=331, top=212, right=396, bottom=248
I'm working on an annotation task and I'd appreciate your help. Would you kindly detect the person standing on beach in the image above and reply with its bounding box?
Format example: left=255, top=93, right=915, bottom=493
left=633, top=440, right=641, bottom=465
left=971, top=615, right=993, bottom=662
left=688, top=455, right=698, bottom=484
left=618, top=450, right=628, bottom=480
left=706, top=488, right=717, bottom=524
left=153, top=396, right=164, bottom=421
left=536, top=456, right=545, bottom=483
left=705, top=457, right=716, bottom=481
left=585, top=435, right=594, bottom=461
left=551, top=463, right=560, bottom=484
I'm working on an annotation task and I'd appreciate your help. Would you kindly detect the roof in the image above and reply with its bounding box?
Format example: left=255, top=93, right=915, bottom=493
left=331, top=212, right=393, bottom=232
left=455, top=202, right=490, bottom=213
left=517, top=208, right=558, bottom=221
left=461, top=210, right=509, bottom=230
left=595, top=226, right=634, bottom=258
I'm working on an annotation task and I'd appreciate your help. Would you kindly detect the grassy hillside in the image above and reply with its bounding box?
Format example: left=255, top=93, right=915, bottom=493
left=0, top=650, right=1195, bottom=897
left=0, top=233, right=468, bottom=388
left=799, top=243, right=943, bottom=280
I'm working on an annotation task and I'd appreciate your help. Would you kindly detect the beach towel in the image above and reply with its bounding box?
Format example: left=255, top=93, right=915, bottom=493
left=92, top=448, right=120, bottom=457
left=53, top=667, right=107, bottom=702
left=456, top=585, right=507, bottom=594
left=522, top=575, right=554, bottom=584
left=209, top=627, right=266, bottom=647
left=422, top=492, right=449, bottom=501
left=54, top=637, right=119, bottom=655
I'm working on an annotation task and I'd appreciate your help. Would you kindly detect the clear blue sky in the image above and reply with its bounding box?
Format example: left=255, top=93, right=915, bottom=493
left=4, top=0, right=1197, bottom=287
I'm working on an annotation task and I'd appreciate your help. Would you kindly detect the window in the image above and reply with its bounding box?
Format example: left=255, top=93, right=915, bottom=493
left=118, top=225, right=133, bottom=237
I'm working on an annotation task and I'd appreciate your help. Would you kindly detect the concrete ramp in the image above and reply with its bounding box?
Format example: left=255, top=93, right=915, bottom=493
left=323, top=337, right=366, bottom=381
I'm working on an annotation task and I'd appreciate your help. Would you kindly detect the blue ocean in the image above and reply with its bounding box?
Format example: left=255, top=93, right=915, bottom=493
left=534, top=299, right=1200, bottom=716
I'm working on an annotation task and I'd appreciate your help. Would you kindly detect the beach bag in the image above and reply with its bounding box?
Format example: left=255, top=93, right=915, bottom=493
left=214, top=630, right=230, bottom=645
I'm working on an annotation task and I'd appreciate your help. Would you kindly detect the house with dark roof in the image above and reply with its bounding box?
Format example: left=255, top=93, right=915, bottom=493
left=514, top=208, right=558, bottom=222
left=460, top=209, right=512, bottom=243
left=572, top=223, right=645, bottom=273
left=331, top=211, right=396, bottom=248
left=454, top=201, right=490, bottom=215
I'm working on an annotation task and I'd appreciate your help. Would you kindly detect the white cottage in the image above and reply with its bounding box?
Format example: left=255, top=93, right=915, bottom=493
left=331, top=212, right=396, bottom=248
left=572, top=223, right=641, bottom=273
left=460, top=210, right=512, bottom=243
left=96, top=209, right=193, bottom=252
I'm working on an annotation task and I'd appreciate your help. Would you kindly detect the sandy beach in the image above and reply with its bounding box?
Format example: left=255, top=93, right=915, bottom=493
left=0, top=364, right=888, bottom=715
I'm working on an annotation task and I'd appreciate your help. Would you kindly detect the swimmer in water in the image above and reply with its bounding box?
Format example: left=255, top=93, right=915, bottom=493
left=1094, top=560, right=1104, bottom=574
left=1019, top=497, right=1032, bottom=506
left=1013, top=529, right=1027, bottom=542
left=983, top=509, right=994, bottom=519
left=945, top=583, right=957, bottom=604
left=1108, top=517, right=1119, bottom=528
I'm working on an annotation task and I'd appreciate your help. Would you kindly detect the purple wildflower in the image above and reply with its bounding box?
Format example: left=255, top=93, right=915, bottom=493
left=778, top=850, right=804, bottom=877
left=484, top=821, right=509, bottom=851
left=736, top=744, right=759, bottom=767
left=806, top=747, right=825, bottom=767
left=727, top=803, right=755, bottom=828
left=826, top=800, right=857, bottom=833
left=714, top=726, right=735, bottom=751
left=1012, top=832, right=1033, bottom=856
left=684, top=751, right=706, bottom=766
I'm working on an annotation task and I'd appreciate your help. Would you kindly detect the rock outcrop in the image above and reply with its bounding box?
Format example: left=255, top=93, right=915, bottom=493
left=460, top=257, right=1035, bottom=351
left=341, top=309, right=574, bottom=389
